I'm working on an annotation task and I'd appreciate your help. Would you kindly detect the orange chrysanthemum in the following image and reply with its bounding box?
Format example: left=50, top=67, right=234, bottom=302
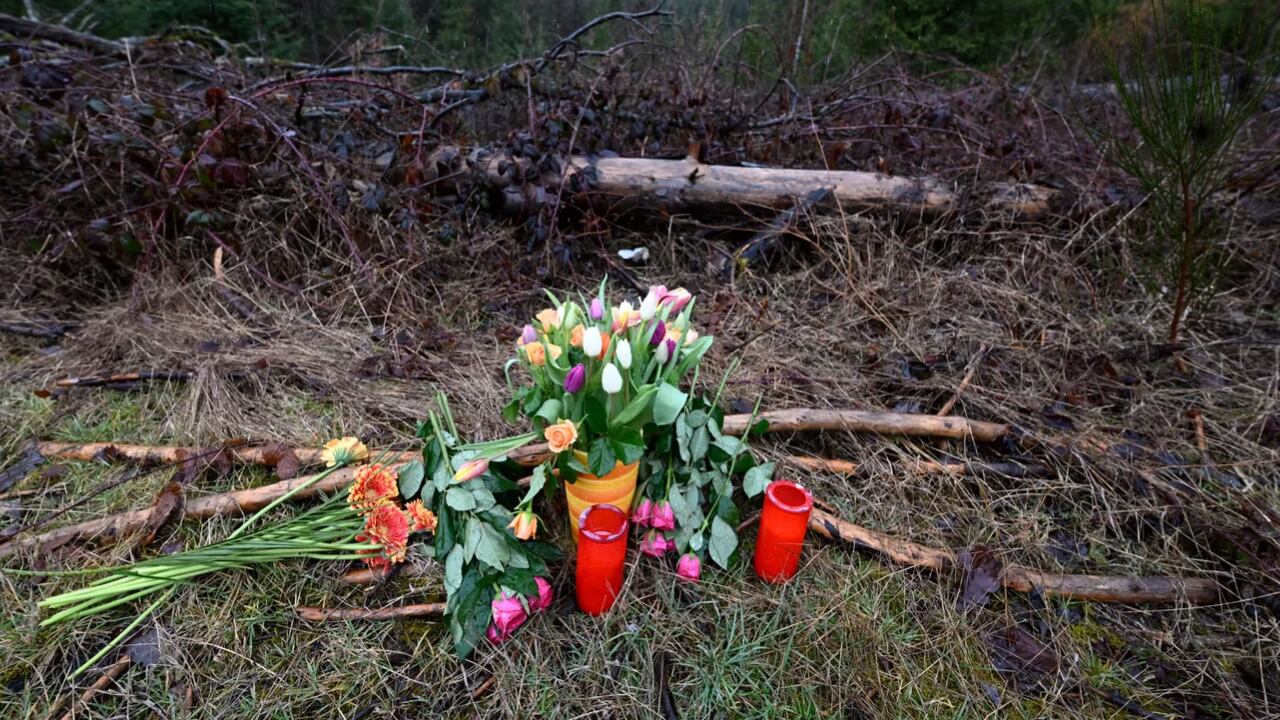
left=347, top=463, right=399, bottom=514
left=405, top=500, right=437, bottom=533
left=362, top=503, right=410, bottom=567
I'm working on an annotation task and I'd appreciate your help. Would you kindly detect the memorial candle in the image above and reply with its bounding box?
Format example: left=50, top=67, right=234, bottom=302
left=753, top=480, right=813, bottom=583
left=575, top=504, right=629, bottom=614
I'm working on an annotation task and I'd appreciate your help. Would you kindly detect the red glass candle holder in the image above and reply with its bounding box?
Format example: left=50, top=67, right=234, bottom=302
left=575, top=503, right=629, bottom=615
left=753, top=480, right=814, bottom=583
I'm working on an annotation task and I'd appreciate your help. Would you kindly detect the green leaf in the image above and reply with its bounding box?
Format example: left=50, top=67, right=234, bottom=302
left=611, top=385, right=658, bottom=427
left=686, top=409, right=708, bottom=428
left=652, top=383, right=688, bottom=426
left=463, top=517, right=483, bottom=563
left=743, top=462, right=775, bottom=497
left=470, top=487, right=497, bottom=512
left=750, top=418, right=770, bottom=436
left=608, top=428, right=646, bottom=464
left=444, top=544, right=464, bottom=596
left=501, top=397, right=522, bottom=425
left=668, top=484, right=692, bottom=527
left=518, top=465, right=547, bottom=507
left=588, top=437, right=616, bottom=477
left=709, top=516, right=738, bottom=570
left=584, top=395, right=608, bottom=435
left=446, top=486, right=478, bottom=511
left=688, top=531, right=705, bottom=553
left=475, top=524, right=511, bottom=571
left=534, top=398, right=563, bottom=425
left=689, top=426, right=710, bottom=463
left=397, top=461, right=425, bottom=499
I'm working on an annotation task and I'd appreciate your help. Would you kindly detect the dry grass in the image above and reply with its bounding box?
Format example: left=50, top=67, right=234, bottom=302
left=0, top=207, right=1278, bottom=718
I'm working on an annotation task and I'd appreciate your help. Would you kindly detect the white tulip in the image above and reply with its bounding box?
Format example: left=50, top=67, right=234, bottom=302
left=683, top=328, right=699, bottom=346
left=583, top=327, right=603, bottom=358
left=615, top=339, right=633, bottom=369
left=655, top=341, right=670, bottom=364
left=639, top=290, right=659, bottom=321
left=602, top=363, right=623, bottom=394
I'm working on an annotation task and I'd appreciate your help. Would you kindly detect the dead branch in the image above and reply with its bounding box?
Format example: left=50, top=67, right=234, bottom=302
left=54, top=371, right=193, bottom=388
left=338, top=564, right=430, bottom=585
left=781, top=455, right=1046, bottom=478
left=0, top=321, right=74, bottom=339
left=0, top=464, right=373, bottom=558
left=34, top=441, right=419, bottom=468
left=296, top=603, right=445, bottom=621
left=809, top=508, right=1220, bottom=605
left=50, top=656, right=131, bottom=720
left=720, top=408, right=1010, bottom=442
left=0, top=12, right=127, bottom=55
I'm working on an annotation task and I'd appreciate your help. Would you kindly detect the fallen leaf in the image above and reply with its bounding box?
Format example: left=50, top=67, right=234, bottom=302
left=140, top=483, right=184, bottom=549
left=0, top=445, right=46, bottom=493
left=125, top=628, right=162, bottom=666
left=275, top=447, right=300, bottom=480
left=985, top=624, right=1059, bottom=677
left=957, top=545, right=1003, bottom=608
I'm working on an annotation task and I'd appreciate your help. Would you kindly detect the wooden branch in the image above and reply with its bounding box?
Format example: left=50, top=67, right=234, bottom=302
left=0, top=12, right=126, bottom=56
left=52, top=656, right=131, bottom=720
left=296, top=603, right=445, bottom=621
left=339, top=564, right=429, bottom=585
left=34, top=441, right=419, bottom=468
left=721, top=408, right=1009, bottom=443
left=0, top=464, right=384, bottom=558
left=470, top=149, right=1055, bottom=217
left=0, top=321, right=74, bottom=339
left=808, top=508, right=1220, bottom=605
left=781, top=455, right=1046, bottom=478
left=54, top=371, right=193, bottom=388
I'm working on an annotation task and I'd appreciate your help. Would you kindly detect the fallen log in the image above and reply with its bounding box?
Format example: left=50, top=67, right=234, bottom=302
left=782, top=455, right=1046, bottom=478
left=34, top=408, right=1010, bottom=472
left=808, top=508, right=1220, bottom=605
left=0, top=464, right=372, bottom=559
left=296, top=603, right=445, bottom=622
left=466, top=148, right=1056, bottom=217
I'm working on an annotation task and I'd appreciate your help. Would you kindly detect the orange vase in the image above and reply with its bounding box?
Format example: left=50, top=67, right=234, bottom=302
left=564, top=450, right=639, bottom=544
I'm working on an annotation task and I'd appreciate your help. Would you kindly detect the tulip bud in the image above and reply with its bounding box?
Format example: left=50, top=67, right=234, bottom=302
left=654, top=341, right=669, bottom=364
left=564, top=363, right=586, bottom=394
left=615, top=339, right=633, bottom=369
left=648, top=320, right=665, bottom=347
left=589, top=297, right=604, bottom=320
left=452, top=458, right=489, bottom=483
left=684, top=328, right=700, bottom=346
left=639, top=289, right=660, bottom=321
left=676, top=553, right=701, bottom=582
left=519, top=324, right=537, bottom=346
left=602, top=363, right=623, bottom=394
left=583, top=327, right=603, bottom=358
left=661, top=287, right=693, bottom=314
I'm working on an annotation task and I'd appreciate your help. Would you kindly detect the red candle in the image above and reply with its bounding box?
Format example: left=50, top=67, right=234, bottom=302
left=753, top=480, right=813, bottom=583
left=575, top=503, right=629, bottom=615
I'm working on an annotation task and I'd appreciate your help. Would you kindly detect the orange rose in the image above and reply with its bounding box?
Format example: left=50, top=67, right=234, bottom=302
left=508, top=510, right=538, bottom=540
left=544, top=420, right=578, bottom=453
left=569, top=324, right=584, bottom=347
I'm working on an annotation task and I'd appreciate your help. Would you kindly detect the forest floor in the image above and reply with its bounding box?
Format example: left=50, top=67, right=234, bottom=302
left=1, top=211, right=1278, bottom=718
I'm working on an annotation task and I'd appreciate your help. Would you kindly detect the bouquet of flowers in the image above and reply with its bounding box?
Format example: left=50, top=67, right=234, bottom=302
left=504, top=281, right=713, bottom=537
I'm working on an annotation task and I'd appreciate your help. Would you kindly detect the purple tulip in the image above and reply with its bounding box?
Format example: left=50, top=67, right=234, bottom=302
left=564, top=363, right=586, bottom=393
left=589, top=297, right=604, bottom=320
left=649, top=320, right=666, bottom=347
left=520, top=324, right=537, bottom=345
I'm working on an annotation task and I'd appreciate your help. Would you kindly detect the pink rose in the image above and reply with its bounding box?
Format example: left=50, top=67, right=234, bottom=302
left=676, top=553, right=701, bottom=582
left=491, top=590, right=528, bottom=637
left=640, top=530, right=673, bottom=558
left=651, top=501, right=675, bottom=531
left=632, top=498, right=654, bottom=528
left=530, top=577, right=554, bottom=613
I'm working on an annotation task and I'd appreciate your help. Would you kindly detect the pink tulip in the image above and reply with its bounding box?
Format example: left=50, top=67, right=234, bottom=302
left=660, top=287, right=693, bottom=314
left=589, top=297, right=604, bottom=320
left=530, top=577, right=554, bottom=613
left=676, top=553, right=701, bottom=582
left=520, top=324, right=537, bottom=345
left=452, top=458, right=489, bottom=483
left=651, top=501, right=675, bottom=531
left=632, top=498, right=654, bottom=527
left=640, top=530, right=673, bottom=558
left=491, top=590, right=528, bottom=636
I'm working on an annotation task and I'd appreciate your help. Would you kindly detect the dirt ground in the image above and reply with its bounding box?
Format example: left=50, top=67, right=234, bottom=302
left=2, top=20, right=1280, bottom=719
left=1, top=204, right=1278, bottom=717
